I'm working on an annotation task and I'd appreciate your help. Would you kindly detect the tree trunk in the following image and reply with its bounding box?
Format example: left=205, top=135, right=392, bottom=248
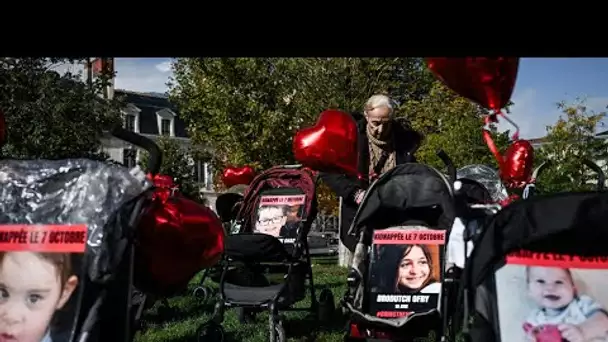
left=337, top=196, right=353, bottom=267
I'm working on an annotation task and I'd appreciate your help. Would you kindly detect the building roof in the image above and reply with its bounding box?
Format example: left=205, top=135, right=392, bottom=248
left=115, top=89, right=188, bottom=138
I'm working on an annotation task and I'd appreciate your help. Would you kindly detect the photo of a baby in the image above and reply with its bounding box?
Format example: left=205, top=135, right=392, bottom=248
left=496, top=259, right=608, bottom=342
left=0, top=252, right=79, bottom=342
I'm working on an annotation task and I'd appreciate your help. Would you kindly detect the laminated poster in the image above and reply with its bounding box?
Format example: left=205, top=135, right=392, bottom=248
left=368, top=227, right=446, bottom=318
left=496, top=250, right=608, bottom=342
left=0, top=224, right=87, bottom=342
left=254, top=195, right=306, bottom=244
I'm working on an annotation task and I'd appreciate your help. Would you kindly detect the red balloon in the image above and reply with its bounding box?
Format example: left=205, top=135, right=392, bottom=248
left=222, top=165, right=256, bottom=188
left=293, top=110, right=359, bottom=177
left=153, top=174, right=176, bottom=188
left=134, top=189, right=225, bottom=296
left=426, top=57, right=520, bottom=111
left=501, top=140, right=534, bottom=188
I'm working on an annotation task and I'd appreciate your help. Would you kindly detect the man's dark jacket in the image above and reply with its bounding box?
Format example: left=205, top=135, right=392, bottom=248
left=319, top=113, right=422, bottom=252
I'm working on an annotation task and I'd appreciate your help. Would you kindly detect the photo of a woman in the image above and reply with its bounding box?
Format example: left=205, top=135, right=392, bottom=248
left=373, top=244, right=442, bottom=294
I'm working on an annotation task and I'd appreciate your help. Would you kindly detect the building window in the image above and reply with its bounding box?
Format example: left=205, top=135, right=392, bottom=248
left=195, top=161, right=206, bottom=184
left=161, top=119, right=171, bottom=136
left=123, top=149, right=137, bottom=168
left=125, top=114, right=136, bottom=132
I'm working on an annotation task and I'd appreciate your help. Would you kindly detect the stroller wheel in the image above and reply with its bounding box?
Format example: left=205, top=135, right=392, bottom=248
left=197, top=322, right=225, bottom=342
left=193, top=286, right=209, bottom=301
left=318, top=288, right=335, bottom=322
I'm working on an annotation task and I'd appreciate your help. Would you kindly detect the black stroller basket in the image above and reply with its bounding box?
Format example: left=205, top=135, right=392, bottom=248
left=0, top=127, right=162, bottom=342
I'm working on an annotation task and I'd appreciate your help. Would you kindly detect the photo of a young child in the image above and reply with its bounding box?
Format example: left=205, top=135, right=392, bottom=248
left=0, top=251, right=79, bottom=342
left=496, top=264, right=608, bottom=342
left=371, top=244, right=442, bottom=295
left=254, top=202, right=303, bottom=238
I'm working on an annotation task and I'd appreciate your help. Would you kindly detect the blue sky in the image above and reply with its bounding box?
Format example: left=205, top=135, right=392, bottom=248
left=107, top=58, right=608, bottom=139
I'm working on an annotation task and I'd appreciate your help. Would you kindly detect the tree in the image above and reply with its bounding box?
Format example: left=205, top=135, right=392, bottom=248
left=139, top=136, right=205, bottom=203
left=401, top=81, right=511, bottom=171
left=169, top=57, right=435, bottom=214
left=535, top=98, right=608, bottom=193
left=0, top=58, right=123, bottom=160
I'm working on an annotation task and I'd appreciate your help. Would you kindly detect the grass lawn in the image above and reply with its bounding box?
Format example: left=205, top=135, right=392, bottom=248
left=134, top=256, right=348, bottom=342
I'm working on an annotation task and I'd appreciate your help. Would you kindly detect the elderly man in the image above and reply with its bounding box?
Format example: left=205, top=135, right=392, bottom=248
left=320, top=94, right=422, bottom=253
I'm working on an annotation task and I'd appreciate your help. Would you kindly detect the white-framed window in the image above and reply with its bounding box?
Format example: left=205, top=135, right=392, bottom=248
left=125, top=114, right=136, bottom=132
left=161, top=119, right=171, bottom=136
left=156, top=108, right=176, bottom=137
left=123, top=148, right=137, bottom=168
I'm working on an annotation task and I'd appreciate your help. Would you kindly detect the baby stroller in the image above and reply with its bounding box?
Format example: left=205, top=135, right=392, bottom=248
left=198, top=165, right=335, bottom=342
left=457, top=161, right=608, bottom=342
left=192, top=183, right=248, bottom=301
left=0, top=127, right=160, bottom=342
left=343, top=150, right=457, bottom=341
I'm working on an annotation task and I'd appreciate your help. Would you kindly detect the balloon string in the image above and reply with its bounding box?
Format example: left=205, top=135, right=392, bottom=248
left=482, top=129, right=505, bottom=171
left=484, top=111, right=520, bottom=141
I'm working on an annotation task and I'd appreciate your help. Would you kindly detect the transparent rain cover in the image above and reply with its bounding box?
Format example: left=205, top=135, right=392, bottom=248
left=457, top=164, right=509, bottom=203
left=0, top=159, right=152, bottom=341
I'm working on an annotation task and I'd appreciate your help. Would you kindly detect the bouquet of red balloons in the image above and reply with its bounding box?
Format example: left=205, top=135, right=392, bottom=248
left=426, top=58, right=535, bottom=192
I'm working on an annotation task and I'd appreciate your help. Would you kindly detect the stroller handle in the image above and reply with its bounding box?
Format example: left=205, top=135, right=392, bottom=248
left=111, top=127, right=162, bottom=175
left=533, top=159, right=605, bottom=191
left=436, top=149, right=456, bottom=183
left=584, top=159, right=606, bottom=191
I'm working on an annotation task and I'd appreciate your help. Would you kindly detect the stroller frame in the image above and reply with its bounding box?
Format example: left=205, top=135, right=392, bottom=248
left=199, top=165, right=334, bottom=342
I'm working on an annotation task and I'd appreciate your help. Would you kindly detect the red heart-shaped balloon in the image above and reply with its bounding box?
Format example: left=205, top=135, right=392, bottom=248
left=293, top=110, right=359, bottom=177
left=426, top=57, right=520, bottom=111
left=501, top=139, right=534, bottom=188
left=222, top=165, right=256, bottom=188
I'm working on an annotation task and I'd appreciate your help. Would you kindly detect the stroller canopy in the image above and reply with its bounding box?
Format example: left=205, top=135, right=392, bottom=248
left=348, top=163, right=455, bottom=238
left=468, top=191, right=608, bottom=288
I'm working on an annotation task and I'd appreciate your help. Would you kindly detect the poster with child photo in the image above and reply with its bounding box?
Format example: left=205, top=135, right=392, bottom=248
left=0, top=224, right=86, bottom=342
left=254, top=195, right=306, bottom=242
left=496, top=250, right=608, bottom=342
left=367, top=227, right=446, bottom=318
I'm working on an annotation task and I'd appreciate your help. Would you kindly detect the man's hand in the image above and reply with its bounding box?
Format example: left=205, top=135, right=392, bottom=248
left=558, top=323, right=585, bottom=342
left=354, top=190, right=365, bottom=205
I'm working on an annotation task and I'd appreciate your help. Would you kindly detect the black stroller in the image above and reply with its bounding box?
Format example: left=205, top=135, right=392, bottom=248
left=192, top=183, right=248, bottom=301
left=0, top=127, right=161, bottom=342
left=342, top=151, right=457, bottom=341
left=457, top=161, right=608, bottom=342
left=198, top=165, right=335, bottom=342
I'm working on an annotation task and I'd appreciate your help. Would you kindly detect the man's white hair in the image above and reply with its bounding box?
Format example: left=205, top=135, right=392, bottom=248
left=364, top=94, right=395, bottom=119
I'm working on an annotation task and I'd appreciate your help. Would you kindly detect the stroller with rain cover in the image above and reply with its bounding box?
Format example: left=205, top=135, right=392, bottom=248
left=457, top=160, right=608, bottom=342
left=0, top=127, right=161, bottom=342
left=343, top=150, right=457, bottom=341
left=198, top=165, right=335, bottom=342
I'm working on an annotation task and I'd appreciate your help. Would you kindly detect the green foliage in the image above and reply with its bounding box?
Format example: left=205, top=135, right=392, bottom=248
left=0, top=58, right=123, bottom=160
left=402, top=81, right=510, bottom=170
left=139, top=136, right=205, bottom=203
left=168, top=57, right=434, bottom=214
left=535, top=98, right=608, bottom=193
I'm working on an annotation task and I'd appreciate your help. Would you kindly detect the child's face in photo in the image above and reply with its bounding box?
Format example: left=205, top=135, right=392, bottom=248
left=256, top=207, right=287, bottom=236
left=0, top=252, right=78, bottom=342
left=527, top=267, right=575, bottom=310
left=397, top=246, right=430, bottom=291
